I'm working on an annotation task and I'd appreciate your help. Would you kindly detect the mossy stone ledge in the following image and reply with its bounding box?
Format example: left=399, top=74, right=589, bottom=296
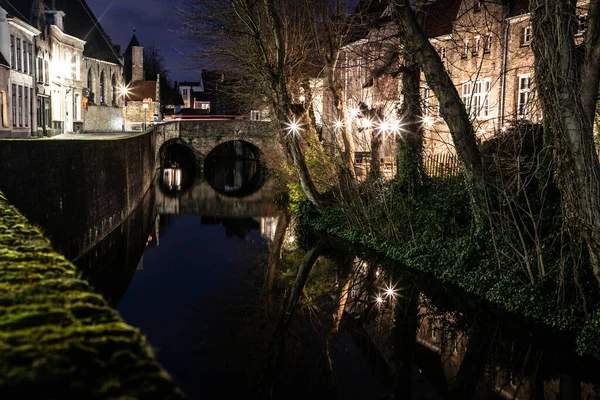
left=0, top=192, right=184, bottom=399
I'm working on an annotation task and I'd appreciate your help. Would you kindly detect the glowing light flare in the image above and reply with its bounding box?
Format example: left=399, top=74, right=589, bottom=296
left=375, top=295, right=384, bottom=305
left=284, top=117, right=303, bottom=136
left=422, top=116, right=435, bottom=128
left=333, top=120, right=344, bottom=130
left=119, top=85, right=130, bottom=97
left=288, top=235, right=296, bottom=243
left=362, top=118, right=373, bottom=129
left=382, top=282, right=400, bottom=300
left=349, top=108, right=360, bottom=117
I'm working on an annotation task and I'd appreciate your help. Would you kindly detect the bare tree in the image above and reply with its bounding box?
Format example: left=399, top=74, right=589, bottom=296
left=530, top=0, right=600, bottom=284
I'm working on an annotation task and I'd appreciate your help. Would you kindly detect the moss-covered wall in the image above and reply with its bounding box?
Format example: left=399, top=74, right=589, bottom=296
left=0, top=131, right=156, bottom=261
left=0, top=191, right=183, bottom=398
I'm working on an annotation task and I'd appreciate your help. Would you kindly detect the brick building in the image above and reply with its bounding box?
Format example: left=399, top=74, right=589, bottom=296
left=334, top=0, right=591, bottom=160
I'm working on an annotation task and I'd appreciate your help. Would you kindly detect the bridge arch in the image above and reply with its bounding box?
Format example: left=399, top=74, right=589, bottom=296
left=159, top=139, right=197, bottom=193
left=203, top=140, right=266, bottom=197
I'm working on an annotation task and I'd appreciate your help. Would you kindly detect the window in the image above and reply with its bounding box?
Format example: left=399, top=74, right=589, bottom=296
left=422, top=87, right=431, bottom=117
left=473, top=36, right=481, bottom=55
left=484, top=33, right=492, bottom=53
left=10, top=35, right=15, bottom=68
left=440, top=46, right=446, bottom=60
left=462, top=39, right=469, bottom=58
left=87, top=69, right=93, bottom=95
left=72, top=54, right=78, bottom=80
left=37, top=57, right=43, bottom=82
left=250, top=110, right=261, bottom=121
left=522, top=26, right=531, bottom=45
left=74, top=94, right=79, bottom=120
left=23, top=43, right=28, bottom=74
left=577, top=15, right=588, bottom=35
left=63, top=50, right=71, bottom=78
left=37, top=97, right=42, bottom=127
left=0, top=91, right=5, bottom=127
left=11, top=85, right=16, bottom=127
left=99, top=71, right=105, bottom=103
left=44, top=60, right=49, bottom=83
left=517, top=75, right=530, bottom=117
left=44, top=98, right=51, bottom=128
left=472, top=79, right=492, bottom=118
left=16, top=38, right=21, bottom=70
left=18, top=85, right=23, bottom=127
left=182, top=88, right=188, bottom=96
left=461, top=81, right=471, bottom=112
left=112, top=75, right=117, bottom=105
left=28, top=43, right=33, bottom=75
left=24, top=88, right=29, bottom=127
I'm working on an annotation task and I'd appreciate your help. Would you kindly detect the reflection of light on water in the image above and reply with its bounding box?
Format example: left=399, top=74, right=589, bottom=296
left=260, top=216, right=278, bottom=241
left=163, top=167, right=182, bottom=191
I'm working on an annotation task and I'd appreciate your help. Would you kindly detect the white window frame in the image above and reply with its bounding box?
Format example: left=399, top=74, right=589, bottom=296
left=440, top=46, right=446, bottom=60
left=522, top=26, right=532, bottom=45
left=484, top=33, right=492, bottom=53
left=463, top=39, right=469, bottom=58
left=517, top=74, right=530, bottom=118
left=473, top=36, right=481, bottom=55
left=462, top=81, right=471, bottom=113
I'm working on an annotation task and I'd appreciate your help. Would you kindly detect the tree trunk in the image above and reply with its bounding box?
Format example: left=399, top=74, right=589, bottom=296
left=397, top=51, right=424, bottom=194
left=531, top=0, right=600, bottom=284
left=369, top=132, right=382, bottom=180
left=264, top=211, right=291, bottom=293
left=390, top=0, right=488, bottom=222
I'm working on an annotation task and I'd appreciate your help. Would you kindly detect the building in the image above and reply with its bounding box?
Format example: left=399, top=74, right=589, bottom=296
left=4, top=0, right=126, bottom=134
left=122, top=31, right=160, bottom=130
left=0, top=1, right=40, bottom=138
left=176, top=80, right=203, bottom=109
left=335, top=0, right=590, bottom=162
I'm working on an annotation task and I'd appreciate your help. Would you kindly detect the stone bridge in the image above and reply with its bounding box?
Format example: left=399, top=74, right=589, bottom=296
left=153, top=120, right=282, bottom=167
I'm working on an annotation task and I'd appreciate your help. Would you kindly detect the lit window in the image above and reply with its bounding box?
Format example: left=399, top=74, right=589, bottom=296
left=422, top=87, right=431, bottom=117
left=484, top=33, right=492, bottom=53
left=463, top=39, right=469, bottom=58
left=517, top=75, right=530, bottom=117
left=577, top=15, right=588, bottom=35
left=462, top=81, right=471, bottom=112
left=473, top=36, right=481, bottom=55
left=440, top=46, right=447, bottom=60
left=522, top=26, right=532, bottom=45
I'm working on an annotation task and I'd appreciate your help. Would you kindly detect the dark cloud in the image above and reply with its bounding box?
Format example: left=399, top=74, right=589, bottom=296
left=87, top=0, right=201, bottom=82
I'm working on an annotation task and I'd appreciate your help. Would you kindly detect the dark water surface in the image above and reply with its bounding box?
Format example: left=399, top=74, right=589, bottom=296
left=68, top=144, right=600, bottom=399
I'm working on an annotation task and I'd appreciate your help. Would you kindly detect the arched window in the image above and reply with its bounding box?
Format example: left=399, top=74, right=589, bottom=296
left=87, top=69, right=94, bottom=102
left=99, top=71, right=105, bottom=104
left=112, top=74, right=117, bottom=105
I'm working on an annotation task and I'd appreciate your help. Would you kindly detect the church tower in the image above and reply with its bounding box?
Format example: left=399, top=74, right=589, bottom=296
left=123, top=28, right=144, bottom=84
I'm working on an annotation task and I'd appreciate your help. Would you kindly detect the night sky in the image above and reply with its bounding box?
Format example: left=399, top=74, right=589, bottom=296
left=86, top=0, right=201, bottom=82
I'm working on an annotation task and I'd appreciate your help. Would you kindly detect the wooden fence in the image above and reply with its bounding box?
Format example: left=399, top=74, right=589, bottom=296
left=424, top=153, right=462, bottom=178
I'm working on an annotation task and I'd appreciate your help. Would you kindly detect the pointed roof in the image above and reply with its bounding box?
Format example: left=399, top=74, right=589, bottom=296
left=125, top=32, right=141, bottom=54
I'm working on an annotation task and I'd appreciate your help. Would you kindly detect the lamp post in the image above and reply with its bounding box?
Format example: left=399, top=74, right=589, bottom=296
left=120, top=85, right=129, bottom=132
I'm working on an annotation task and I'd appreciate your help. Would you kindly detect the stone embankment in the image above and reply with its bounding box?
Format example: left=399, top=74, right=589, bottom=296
left=0, top=191, right=183, bottom=398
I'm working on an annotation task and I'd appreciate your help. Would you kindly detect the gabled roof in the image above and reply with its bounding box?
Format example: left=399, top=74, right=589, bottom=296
left=52, top=0, right=122, bottom=64
left=7, top=0, right=122, bottom=64
left=423, top=0, right=462, bottom=38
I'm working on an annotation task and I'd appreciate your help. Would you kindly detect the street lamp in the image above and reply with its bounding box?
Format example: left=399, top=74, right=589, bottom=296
left=120, top=85, right=130, bottom=132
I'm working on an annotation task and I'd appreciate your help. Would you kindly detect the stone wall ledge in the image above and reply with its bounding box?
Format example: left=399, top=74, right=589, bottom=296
left=0, top=191, right=184, bottom=399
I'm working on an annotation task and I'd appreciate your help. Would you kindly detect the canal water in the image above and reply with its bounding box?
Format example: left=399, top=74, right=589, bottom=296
left=68, top=141, right=600, bottom=399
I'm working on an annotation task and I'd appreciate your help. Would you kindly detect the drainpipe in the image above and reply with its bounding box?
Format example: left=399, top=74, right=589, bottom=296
left=499, top=18, right=509, bottom=128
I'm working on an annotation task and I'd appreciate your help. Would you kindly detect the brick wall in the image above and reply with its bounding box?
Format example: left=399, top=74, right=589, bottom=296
left=0, top=129, right=156, bottom=260
left=83, top=104, right=123, bottom=132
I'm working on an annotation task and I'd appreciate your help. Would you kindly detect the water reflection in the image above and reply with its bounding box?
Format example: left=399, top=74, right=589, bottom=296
left=72, top=169, right=600, bottom=399
left=203, top=140, right=265, bottom=196
left=160, top=143, right=196, bottom=193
